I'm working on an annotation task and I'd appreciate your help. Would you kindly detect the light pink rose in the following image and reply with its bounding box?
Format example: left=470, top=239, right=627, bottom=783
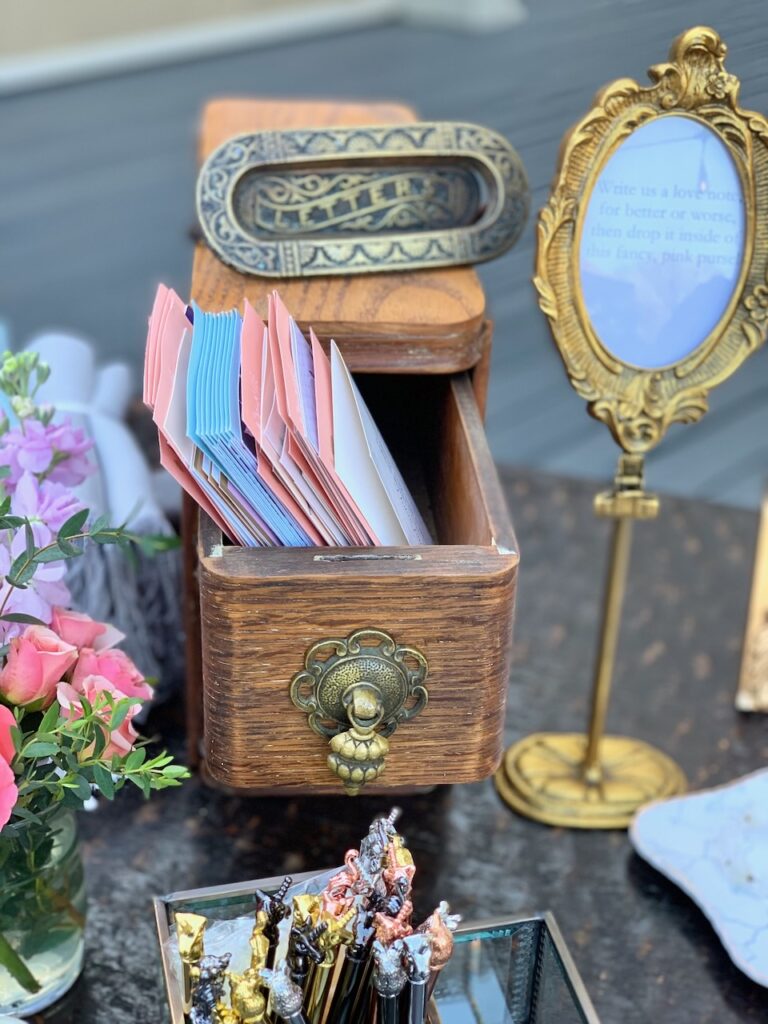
left=0, top=756, right=18, bottom=829
left=57, top=675, right=140, bottom=760
left=0, top=705, right=16, bottom=765
left=0, top=625, right=78, bottom=707
left=71, top=647, right=152, bottom=701
left=51, top=608, right=124, bottom=652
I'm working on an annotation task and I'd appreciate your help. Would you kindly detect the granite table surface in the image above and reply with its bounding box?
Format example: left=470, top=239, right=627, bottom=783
left=37, top=468, right=768, bottom=1024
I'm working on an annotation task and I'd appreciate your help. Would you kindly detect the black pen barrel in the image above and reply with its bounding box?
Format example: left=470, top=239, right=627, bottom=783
left=406, top=979, right=428, bottom=1024
left=378, top=991, right=401, bottom=1024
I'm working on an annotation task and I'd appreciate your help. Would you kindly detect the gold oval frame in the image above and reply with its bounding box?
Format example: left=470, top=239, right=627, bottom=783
left=534, top=26, right=768, bottom=453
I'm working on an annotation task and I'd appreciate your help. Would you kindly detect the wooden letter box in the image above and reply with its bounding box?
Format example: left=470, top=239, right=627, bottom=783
left=185, top=99, right=519, bottom=793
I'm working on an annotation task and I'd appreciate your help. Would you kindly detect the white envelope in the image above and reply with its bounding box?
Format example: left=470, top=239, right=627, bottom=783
left=330, top=342, right=432, bottom=546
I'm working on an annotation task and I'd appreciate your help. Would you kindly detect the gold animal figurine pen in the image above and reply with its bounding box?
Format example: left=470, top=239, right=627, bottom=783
left=174, top=911, right=208, bottom=1014
left=304, top=908, right=356, bottom=1024
left=249, top=910, right=271, bottom=974
left=229, top=968, right=268, bottom=1024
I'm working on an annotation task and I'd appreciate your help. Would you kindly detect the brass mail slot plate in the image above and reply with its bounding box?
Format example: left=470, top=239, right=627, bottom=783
left=196, top=121, right=529, bottom=277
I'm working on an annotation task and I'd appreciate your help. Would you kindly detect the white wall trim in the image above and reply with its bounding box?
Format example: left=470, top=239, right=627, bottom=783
left=0, top=0, right=526, bottom=96
left=0, top=0, right=398, bottom=95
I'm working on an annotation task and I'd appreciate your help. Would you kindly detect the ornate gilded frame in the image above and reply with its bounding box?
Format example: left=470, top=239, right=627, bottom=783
left=534, top=27, right=768, bottom=452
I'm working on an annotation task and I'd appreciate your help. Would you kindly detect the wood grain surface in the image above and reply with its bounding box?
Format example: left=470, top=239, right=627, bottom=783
left=187, top=97, right=516, bottom=792
left=198, top=375, right=518, bottom=790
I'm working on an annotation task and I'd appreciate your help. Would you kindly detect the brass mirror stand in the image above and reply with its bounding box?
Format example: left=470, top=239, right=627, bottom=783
left=495, top=454, right=686, bottom=829
left=495, top=27, right=768, bottom=828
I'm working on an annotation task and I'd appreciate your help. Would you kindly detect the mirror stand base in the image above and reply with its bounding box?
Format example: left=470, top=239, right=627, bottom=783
left=494, top=732, right=686, bottom=830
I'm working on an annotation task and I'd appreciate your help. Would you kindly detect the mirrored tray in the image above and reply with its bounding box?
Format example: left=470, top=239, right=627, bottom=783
left=154, top=872, right=599, bottom=1023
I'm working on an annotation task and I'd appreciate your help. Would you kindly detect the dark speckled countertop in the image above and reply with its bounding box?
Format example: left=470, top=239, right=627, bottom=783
left=37, top=469, right=768, bottom=1024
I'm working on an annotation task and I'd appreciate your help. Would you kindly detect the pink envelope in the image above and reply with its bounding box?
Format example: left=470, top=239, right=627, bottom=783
left=272, top=291, right=304, bottom=433
left=143, top=283, right=169, bottom=408
left=240, top=300, right=265, bottom=445
left=157, top=435, right=233, bottom=540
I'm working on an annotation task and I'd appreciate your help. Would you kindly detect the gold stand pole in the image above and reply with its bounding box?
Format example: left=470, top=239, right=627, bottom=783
left=495, top=455, right=687, bottom=829
left=582, top=516, right=632, bottom=785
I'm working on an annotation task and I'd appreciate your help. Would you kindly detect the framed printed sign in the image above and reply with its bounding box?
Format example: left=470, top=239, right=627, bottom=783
left=534, top=26, right=768, bottom=452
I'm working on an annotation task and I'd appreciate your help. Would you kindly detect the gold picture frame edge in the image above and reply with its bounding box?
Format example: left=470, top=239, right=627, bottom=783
left=534, top=25, right=768, bottom=454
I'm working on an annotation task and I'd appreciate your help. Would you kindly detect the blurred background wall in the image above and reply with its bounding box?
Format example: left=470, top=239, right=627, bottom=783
left=0, top=0, right=765, bottom=508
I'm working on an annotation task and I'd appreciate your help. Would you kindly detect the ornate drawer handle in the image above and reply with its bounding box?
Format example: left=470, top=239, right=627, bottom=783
left=197, top=122, right=529, bottom=277
left=289, top=628, right=429, bottom=794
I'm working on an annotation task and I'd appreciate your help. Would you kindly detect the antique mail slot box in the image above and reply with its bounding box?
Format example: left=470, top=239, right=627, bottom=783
left=185, top=99, right=519, bottom=793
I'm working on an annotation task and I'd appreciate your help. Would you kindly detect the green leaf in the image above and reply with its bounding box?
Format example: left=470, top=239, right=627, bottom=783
left=127, top=773, right=151, bottom=797
left=109, top=701, right=133, bottom=730
left=123, top=747, right=146, bottom=771
left=64, top=774, right=92, bottom=802
left=92, top=764, right=115, bottom=799
left=9, top=724, right=21, bottom=754
left=139, top=532, right=181, bottom=555
left=23, top=523, right=35, bottom=560
left=6, top=554, right=36, bottom=588
left=58, top=508, right=89, bottom=540
left=20, top=741, right=59, bottom=758
left=0, top=612, right=47, bottom=626
left=0, top=515, right=25, bottom=530
left=59, top=788, right=83, bottom=809
left=33, top=545, right=67, bottom=564
left=38, top=703, right=61, bottom=734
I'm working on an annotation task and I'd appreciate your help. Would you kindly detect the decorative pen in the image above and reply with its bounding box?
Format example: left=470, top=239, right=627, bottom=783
left=256, top=876, right=293, bottom=969
left=418, top=902, right=461, bottom=1001
left=400, top=934, right=432, bottom=1024
left=261, top=962, right=310, bottom=1024
left=372, top=939, right=407, bottom=1024
left=174, top=911, right=207, bottom=1015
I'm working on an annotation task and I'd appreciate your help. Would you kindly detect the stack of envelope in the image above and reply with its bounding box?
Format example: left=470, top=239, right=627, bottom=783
left=143, top=286, right=432, bottom=547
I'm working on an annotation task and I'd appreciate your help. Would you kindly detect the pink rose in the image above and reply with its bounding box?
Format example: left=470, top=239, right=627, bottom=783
left=0, top=756, right=18, bottom=829
left=71, top=647, right=152, bottom=701
left=0, top=625, right=78, bottom=707
left=0, top=705, right=16, bottom=765
left=57, top=675, right=140, bottom=760
left=51, top=608, right=124, bottom=652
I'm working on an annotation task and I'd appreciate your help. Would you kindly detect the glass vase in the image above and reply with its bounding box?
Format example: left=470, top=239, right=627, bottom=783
left=0, top=806, right=86, bottom=1015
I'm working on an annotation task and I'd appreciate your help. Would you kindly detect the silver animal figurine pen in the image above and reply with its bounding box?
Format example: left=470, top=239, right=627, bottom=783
left=372, top=939, right=408, bottom=1024
left=401, top=933, right=432, bottom=1024
left=261, top=962, right=310, bottom=1024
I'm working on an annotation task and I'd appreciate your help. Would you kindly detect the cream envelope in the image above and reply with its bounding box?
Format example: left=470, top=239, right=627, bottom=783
left=274, top=306, right=377, bottom=545
left=310, top=331, right=379, bottom=545
left=331, top=341, right=432, bottom=546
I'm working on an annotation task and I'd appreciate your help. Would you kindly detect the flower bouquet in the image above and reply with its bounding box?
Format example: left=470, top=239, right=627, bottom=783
left=0, top=352, right=188, bottom=1015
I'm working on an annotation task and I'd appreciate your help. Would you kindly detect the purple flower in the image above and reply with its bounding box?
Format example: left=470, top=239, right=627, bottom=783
left=0, top=528, right=70, bottom=643
left=0, top=418, right=94, bottom=488
left=12, top=472, right=85, bottom=533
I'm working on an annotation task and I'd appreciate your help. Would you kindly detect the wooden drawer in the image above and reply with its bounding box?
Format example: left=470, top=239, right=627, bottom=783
left=196, top=371, right=517, bottom=791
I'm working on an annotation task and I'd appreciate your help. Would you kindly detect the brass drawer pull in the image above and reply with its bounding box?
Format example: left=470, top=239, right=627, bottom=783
left=196, top=122, right=529, bottom=277
left=289, top=628, right=428, bottom=794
